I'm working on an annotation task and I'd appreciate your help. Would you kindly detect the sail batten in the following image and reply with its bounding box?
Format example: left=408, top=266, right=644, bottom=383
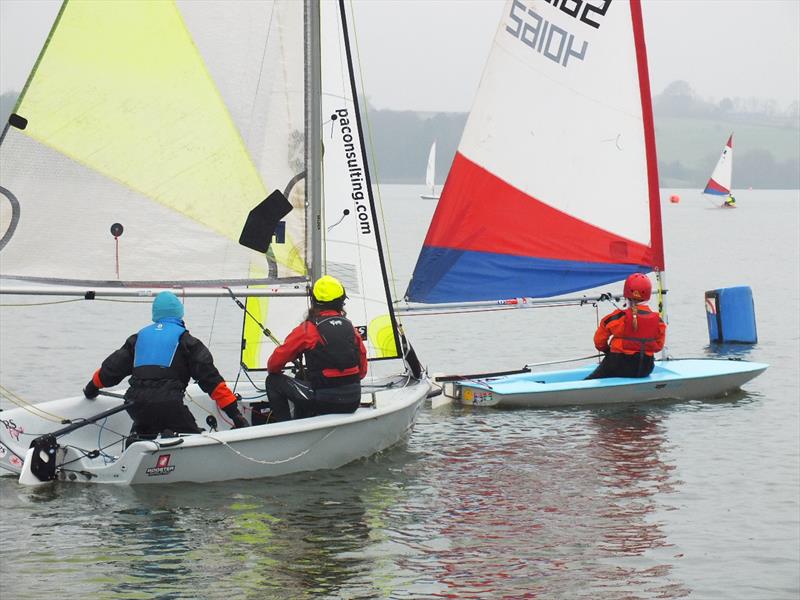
left=406, top=0, right=663, bottom=304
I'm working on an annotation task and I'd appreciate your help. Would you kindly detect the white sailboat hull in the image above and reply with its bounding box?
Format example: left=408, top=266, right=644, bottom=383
left=441, top=359, right=767, bottom=408
left=0, top=377, right=429, bottom=485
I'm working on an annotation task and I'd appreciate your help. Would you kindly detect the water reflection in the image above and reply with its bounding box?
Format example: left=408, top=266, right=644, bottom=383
left=703, top=342, right=757, bottom=359
left=0, top=454, right=411, bottom=600
left=401, top=407, right=691, bottom=599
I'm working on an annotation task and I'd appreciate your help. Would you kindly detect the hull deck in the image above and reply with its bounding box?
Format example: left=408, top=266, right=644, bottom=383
left=0, top=377, right=430, bottom=485
left=444, top=358, right=768, bottom=408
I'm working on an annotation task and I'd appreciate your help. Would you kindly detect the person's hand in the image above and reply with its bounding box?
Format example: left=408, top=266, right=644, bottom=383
left=83, top=381, right=100, bottom=400
left=223, top=401, right=249, bottom=429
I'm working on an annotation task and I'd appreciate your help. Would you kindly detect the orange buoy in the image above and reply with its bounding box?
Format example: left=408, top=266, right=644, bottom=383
left=669, top=194, right=680, bottom=204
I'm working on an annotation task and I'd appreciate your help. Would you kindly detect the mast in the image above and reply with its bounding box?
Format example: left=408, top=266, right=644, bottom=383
left=305, top=0, right=322, bottom=281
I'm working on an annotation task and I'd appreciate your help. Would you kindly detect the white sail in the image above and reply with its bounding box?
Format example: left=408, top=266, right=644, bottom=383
left=421, top=140, right=439, bottom=199
left=426, top=141, right=436, bottom=190
left=242, top=0, right=402, bottom=364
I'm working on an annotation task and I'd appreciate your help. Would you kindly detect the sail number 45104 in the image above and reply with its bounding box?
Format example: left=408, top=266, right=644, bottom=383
left=506, top=0, right=611, bottom=68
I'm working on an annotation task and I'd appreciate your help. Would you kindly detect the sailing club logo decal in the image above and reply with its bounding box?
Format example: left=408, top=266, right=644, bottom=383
left=146, top=454, right=176, bottom=476
left=332, top=107, right=372, bottom=236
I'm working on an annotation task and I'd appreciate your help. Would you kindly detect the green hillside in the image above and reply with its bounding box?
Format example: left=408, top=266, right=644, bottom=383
left=655, top=115, right=799, bottom=188
left=3, top=85, right=798, bottom=189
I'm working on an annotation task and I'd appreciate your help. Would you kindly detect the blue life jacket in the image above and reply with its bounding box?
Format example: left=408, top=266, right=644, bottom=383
left=133, top=318, right=186, bottom=378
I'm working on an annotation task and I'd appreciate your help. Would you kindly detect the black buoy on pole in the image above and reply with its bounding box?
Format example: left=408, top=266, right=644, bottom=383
left=110, top=223, right=124, bottom=279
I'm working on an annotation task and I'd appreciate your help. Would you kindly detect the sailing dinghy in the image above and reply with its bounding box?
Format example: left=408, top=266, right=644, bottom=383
left=703, top=134, right=736, bottom=207
left=0, top=0, right=429, bottom=485
left=402, top=0, right=766, bottom=408
left=420, top=140, right=440, bottom=200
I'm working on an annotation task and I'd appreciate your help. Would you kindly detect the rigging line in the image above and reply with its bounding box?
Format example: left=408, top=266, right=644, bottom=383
left=0, top=298, right=84, bottom=308
left=200, top=428, right=336, bottom=465
left=0, top=297, right=152, bottom=308
left=207, top=291, right=222, bottom=350
left=184, top=391, right=221, bottom=419
left=0, top=385, right=66, bottom=422
left=236, top=368, right=268, bottom=392
left=394, top=302, right=596, bottom=317
left=225, top=287, right=305, bottom=372
left=523, top=354, right=604, bottom=369
left=224, top=287, right=282, bottom=346
left=346, top=0, right=400, bottom=307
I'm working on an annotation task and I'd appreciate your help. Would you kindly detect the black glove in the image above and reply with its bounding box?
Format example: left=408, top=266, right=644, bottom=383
left=83, top=381, right=100, bottom=400
left=223, top=402, right=249, bottom=429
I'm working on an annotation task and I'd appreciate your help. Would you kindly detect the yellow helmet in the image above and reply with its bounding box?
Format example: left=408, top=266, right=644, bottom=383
left=312, top=275, right=346, bottom=303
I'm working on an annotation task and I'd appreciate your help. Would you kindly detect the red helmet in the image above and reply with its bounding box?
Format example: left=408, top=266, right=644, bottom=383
left=623, top=273, right=652, bottom=301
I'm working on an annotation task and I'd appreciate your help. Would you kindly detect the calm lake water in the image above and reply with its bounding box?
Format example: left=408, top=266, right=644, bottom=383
left=1, top=186, right=798, bottom=599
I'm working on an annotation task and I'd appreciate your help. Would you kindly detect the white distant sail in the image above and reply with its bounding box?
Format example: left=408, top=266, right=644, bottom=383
left=420, top=140, right=439, bottom=200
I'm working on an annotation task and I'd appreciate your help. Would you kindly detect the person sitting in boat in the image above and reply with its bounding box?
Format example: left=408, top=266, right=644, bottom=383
left=82, top=291, right=249, bottom=439
left=265, top=275, right=367, bottom=422
left=585, top=273, right=666, bottom=380
left=724, top=195, right=736, bottom=207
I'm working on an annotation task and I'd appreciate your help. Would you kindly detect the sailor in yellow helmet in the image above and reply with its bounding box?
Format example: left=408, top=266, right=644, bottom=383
left=266, top=275, right=367, bottom=422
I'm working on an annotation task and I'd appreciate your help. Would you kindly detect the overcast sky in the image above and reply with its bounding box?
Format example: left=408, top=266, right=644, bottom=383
left=1, top=0, right=799, bottom=113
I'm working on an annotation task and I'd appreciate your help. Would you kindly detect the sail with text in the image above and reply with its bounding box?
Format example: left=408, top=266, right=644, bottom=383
left=241, top=0, right=401, bottom=368
left=703, top=134, right=734, bottom=196
left=406, top=0, right=664, bottom=303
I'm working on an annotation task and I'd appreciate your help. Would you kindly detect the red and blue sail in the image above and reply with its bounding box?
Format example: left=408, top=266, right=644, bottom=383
left=703, top=135, right=734, bottom=196
left=406, top=0, right=664, bottom=304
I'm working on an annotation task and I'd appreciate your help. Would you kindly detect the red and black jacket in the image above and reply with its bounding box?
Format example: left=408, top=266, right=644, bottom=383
left=268, top=310, right=368, bottom=388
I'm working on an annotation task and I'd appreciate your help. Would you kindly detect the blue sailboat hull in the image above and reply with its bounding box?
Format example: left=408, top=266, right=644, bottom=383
left=443, top=359, right=768, bottom=408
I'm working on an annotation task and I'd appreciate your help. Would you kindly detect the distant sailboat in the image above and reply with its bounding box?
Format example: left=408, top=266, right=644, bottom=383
left=420, top=140, right=440, bottom=200
left=703, top=134, right=736, bottom=208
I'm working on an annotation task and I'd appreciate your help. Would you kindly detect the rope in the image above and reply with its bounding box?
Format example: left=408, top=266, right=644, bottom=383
left=0, top=298, right=84, bottom=308
left=200, top=428, right=336, bottom=465
left=523, top=354, right=604, bottom=369
left=394, top=297, right=618, bottom=318
left=0, top=297, right=150, bottom=308
left=0, top=384, right=66, bottom=422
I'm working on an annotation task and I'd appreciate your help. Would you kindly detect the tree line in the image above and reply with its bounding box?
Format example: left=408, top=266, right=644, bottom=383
left=2, top=81, right=798, bottom=189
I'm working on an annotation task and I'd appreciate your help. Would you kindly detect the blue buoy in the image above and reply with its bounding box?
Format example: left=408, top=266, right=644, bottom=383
left=705, top=286, right=758, bottom=344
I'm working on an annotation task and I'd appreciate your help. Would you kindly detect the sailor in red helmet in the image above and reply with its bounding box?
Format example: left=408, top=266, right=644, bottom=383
left=265, top=275, right=368, bottom=422
left=585, top=273, right=667, bottom=379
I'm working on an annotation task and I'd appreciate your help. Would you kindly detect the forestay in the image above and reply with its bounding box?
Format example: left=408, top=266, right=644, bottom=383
left=406, top=0, right=663, bottom=303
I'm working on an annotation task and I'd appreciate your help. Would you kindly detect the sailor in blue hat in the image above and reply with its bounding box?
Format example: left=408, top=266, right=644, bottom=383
left=83, top=291, right=249, bottom=439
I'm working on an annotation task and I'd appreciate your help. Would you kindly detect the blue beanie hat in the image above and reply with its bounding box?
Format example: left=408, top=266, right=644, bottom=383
left=152, top=291, right=184, bottom=322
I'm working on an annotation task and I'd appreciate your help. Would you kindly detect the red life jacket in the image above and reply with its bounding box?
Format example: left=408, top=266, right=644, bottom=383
left=617, top=308, right=662, bottom=356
